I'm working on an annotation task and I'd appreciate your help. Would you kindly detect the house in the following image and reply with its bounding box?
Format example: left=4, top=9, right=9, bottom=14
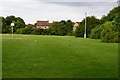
left=36, top=21, right=50, bottom=29
left=73, top=22, right=80, bottom=32
left=26, top=24, right=35, bottom=28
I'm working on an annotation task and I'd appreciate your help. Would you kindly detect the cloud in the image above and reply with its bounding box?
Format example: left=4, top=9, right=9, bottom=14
left=36, top=0, right=117, bottom=2
left=0, top=0, right=118, bottom=24
left=0, top=0, right=118, bottom=3
left=46, top=2, right=116, bottom=7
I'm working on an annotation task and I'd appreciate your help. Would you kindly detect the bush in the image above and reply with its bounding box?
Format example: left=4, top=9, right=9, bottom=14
left=25, top=28, right=33, bottom=34
left=16, top=28, right=33, bottom=34
left=100, top=22, right=120, bottom=43
left=41, top=29, right=49, bottom=35
left=31, top=28, right=42, bottom=35
left=112, top=13, right=120, bottom=32
left=101, top=30, right=119, bottom=43
left=90, top=21, right=119, bottom=43
left=90, top=25, right=104, bottom=39
left=75, top=16, right=101, bottom=38
left=16, top=27, right=52, bottom=35
left=75, top=26, right=84, bottom=37
left=16, top=28, right=26, bottom=34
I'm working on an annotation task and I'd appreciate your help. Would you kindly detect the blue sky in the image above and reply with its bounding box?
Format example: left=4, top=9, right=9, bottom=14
left=0, top=0, right=118, bottom=24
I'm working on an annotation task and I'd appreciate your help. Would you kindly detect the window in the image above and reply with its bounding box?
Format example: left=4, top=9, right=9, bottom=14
left=45, top=26, right=48, bottom=28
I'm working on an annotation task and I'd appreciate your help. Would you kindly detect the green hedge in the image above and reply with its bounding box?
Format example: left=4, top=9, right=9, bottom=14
left=90, top=21, right=120, bottom=43
left=90, top=25, right=103, bottom=39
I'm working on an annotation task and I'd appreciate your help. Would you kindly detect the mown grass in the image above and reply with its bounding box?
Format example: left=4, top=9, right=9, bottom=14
left=2, top=34, right=118, bottom=78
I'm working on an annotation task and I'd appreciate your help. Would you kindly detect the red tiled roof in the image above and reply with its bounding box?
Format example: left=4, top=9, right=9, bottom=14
left=27, top=24, right=35, bottom=27
left=76, top=22, right=80, bottom=24
left=37, top=21, right=49, bottom=26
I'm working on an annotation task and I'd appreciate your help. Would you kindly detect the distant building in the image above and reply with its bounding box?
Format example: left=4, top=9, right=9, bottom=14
left=36, top=21, right=50, bottom=29
left=26, top=24, right=35, bottom=28
left=73, top=22, right=80, bottom=32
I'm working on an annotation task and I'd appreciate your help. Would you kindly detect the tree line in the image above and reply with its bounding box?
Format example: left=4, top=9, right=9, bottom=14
left=75, top=6, right=120, bottom=43
left=1, top=6, right=120, bottom=43
left=1, top=16, right=74, bottom=36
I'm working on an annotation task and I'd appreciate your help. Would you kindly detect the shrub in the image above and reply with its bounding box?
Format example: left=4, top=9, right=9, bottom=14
left=90, top=21, right=119, bottom=43
left=16, top=28, right=26, bottom=34
left=75, top=26, right=84, bottom=37
left=16, top=28, right=33, bottom=34
left=90, top=25, right=103, bottom=39
left=31, top=28, right=42, bottom=35
left=101, top=30, right=119, bottom=43
left=101, top=22, right=120, bottom=43
left=25, top=28, right=33, bottom=34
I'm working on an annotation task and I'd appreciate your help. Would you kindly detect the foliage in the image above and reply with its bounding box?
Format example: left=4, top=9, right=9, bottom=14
left=1, top=17, right=11, bottom=33
left=100, top=22, right=119, bottom=43
left=50, top=20, right=74, bottom=36
left=16, top=27, right=33, bottom=34
left=90, top=6, right=120, bottom=43
left=101, top=30, right=119, bottom=43
left=16, top=20, right=74, bottom=36
left=1, top=6, right=120, bottom=43
left=14, top=17, right=26, bottom=31
left=90, top=21, right=119, bottom=43
left=5, top=16, right=16, bottom=25
left=2, top=15, right=25, bottom=33
left=41, top=29, right=50, bottom=35
left=16, top=27, right=51, bottom=35
left=112, top=13, right=120, bottom=32
left=16, top=28, right=26, bottom=34
left=75, top=26, right=84, bottom=37
left=100, top=6, right=120, bottom=23
left=31, top=28, right=42, bottom=35
left=90, top=25, right=104, bottom=39
left=75, top=16, right=100, bottom=37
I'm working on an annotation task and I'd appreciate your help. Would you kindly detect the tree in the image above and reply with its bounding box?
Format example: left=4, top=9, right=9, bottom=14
left=50, top=20, right=74, bottom=36
left=6, top=15, right=16, bottom=25
left=66, top=20, right=74, bottom=35
left=31, top=28, right=42, bottom=35
left=90, top=25, right=104, bottom=39
left=100, top=22, right=119, bottom=43
left=75, top=25, right=84, bottom=37
left=107, top=6, right=120, bottom=21
left=16, top=28, right=26, bottom=34
left=100, top=6, right=120, bottom=23
left=1, top=17, right=11, bottom=33
left=112, top=13, right=120, bottom=32
left=14, top=17, right=25, bottom=32
left=2, top=15, right=25, bottom=33
left=75, top=16, right=100, bottom=37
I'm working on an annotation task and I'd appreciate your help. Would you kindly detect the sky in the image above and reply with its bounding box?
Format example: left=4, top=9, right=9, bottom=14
left=0, top=0, right=118, bottom=24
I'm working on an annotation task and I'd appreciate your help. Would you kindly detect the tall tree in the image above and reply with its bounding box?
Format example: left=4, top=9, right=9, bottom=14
left=50, top=20, right=74, bottom=36
left=6, top=15, right=16, bottom=25
left=113, top=13, right=120, bottom=32
left=14, top=17, right=26, bottom=32
left=100, top=6, right=120, bottom=23
left=2, top=15, right=25, bottom=33
left=1, top=17, right=11, bottom=33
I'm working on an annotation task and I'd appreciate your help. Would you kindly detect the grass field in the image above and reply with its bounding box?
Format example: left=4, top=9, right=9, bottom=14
left=2, top=34, right=118, bottom=78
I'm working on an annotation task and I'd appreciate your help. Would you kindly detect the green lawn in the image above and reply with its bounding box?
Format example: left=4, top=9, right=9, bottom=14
left=2, top=34, right=118, bottom=78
